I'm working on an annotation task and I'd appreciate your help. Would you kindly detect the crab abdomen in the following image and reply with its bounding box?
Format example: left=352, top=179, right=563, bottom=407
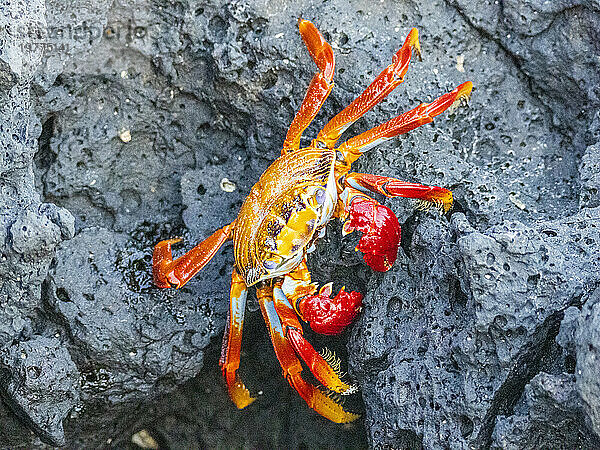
left=233, top=148, right=337, bottom=286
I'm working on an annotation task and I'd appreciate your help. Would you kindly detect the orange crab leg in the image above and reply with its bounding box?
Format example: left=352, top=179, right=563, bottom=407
left=257, top=283, right=359, bottom=423
left=345, top=172, right=453, bottom=212
left=336, top=82, right=473, bottom=167
left=283, top=19, right=335, bottom=152
left=272, top=284, right=356, bottom=395
left=219, top=269, right=256, bottom=409
left=316, top=27, right=421, bottom=148
left=152, top=222, right=234, bottom=289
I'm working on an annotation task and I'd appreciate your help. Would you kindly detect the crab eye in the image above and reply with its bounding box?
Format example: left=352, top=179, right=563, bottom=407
left=315, top=188, right=326, bottom=205
left=263, top=259, right=279, bottom=270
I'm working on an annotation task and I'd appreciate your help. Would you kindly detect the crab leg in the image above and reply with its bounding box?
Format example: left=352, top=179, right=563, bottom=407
left=152, top=222, right=234, bottom=289
left=219, top=269, right=256, bottom=409
left=283, top=19, right=335, bottom=152
left=336, top=82, right=473, bottom=167
left=257, top=283, right=359, bottom=423
left=272, top=283, right=356, bottom=395
left=345, top=172, right=453, bottom=212
left=316, top=28, right=421, bottom=148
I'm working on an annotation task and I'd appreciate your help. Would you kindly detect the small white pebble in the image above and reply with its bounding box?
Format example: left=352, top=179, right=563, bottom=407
left=119, top=129, right=132, bottom=143
left=131, top=430, right=159, bottom=450
left=456, top=54, right=465, bottom=73
left=509, top=194, right=527, bottom=210
left=220, top=177, right=236, bottom=192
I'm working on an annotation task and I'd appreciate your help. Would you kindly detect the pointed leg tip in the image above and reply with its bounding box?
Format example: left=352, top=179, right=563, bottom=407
left=336, top=410, right=361, bottom=424
left=407, top=28, right=422, bottom=60
left=312, top=388, right=361, bottom=423
left=153, top=279, right=173, bottom=289
left=162, top=237, right=183, bottom=246
left=343, top=412, right=362, bottom=424
left=461, top=80, right=474, bottom=90
left=234, top=395, right=257, bottom=410
left=448, top=81, right=474, bottom=112
left=298, top=18, right=317, bottom=35
left=229, top=379, right=257, bottom=409
left=457, top=81, right=474, bottom=100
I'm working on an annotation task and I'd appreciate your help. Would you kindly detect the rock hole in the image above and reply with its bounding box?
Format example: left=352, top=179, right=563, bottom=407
left=339, top=32, right=349, bottom=46
left=209, top=16, right=228, bottom=40
left=527, top=273, right=540, bottom=289
left=459, top=415, right=474, bottom=437
left=27, top=366, right=42, bottom=379
left=261, top=70, right=278, bottom=90
left=56, top=287, right=71, bottom=302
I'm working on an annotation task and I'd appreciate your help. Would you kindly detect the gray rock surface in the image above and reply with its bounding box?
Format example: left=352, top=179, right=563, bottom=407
left=0, top=337, right=79, bottom=446
left=491, top=372, right=599, bottom=450
left=576, top=287, right=600, bottom=436
left=0, top=0, right=598, bottom=448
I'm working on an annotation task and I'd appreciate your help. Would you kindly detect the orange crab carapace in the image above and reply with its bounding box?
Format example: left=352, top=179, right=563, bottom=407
left=153, top=19, right=472, bottom=422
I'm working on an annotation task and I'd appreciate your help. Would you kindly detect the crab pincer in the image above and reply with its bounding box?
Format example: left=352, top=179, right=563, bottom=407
left=296, top=283, right=363, bottom=335
left=342, top=195, right=401, bottom=272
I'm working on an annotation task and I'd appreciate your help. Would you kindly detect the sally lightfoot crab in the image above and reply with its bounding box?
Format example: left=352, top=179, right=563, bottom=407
left=152, top=19, right=472, bottom=422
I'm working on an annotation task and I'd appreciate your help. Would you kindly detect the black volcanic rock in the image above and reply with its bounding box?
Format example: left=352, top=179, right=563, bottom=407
left=0, top=0, right=598, bottom=448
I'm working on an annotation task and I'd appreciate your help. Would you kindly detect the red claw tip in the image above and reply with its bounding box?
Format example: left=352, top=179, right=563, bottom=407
left=345, top=197, right=401, bottom=272
left=298, top=287, right=363, bottom=335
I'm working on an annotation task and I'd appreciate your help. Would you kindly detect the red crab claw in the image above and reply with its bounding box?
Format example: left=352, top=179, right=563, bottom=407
left=297, top=283, right=363, bottom=335
left=342, top=196, right=401, bottom=272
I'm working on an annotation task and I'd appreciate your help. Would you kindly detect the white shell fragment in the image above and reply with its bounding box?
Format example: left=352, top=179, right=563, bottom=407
left=119, top=129, right=131, bottom=142
left=220, top=177, right=236, bottom=192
